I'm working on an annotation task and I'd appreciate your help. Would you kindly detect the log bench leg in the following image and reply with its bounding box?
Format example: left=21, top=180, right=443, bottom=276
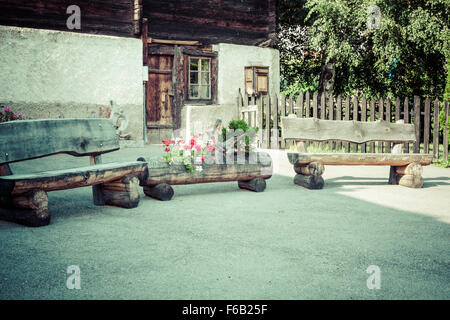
left=293, top=161, right=325, bottom=190
left=389, top=163, right=424, bottom=188
left=238, top=177, right=266, bottom=192
left=0, top=189, right=50, bottom=227
left=102, top=174, right=141, bottom=208
left=143, top=183, right=174, bottom=201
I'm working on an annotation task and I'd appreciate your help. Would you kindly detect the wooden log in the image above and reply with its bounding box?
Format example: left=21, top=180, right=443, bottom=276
left=90, top=155, right=104, bottom=206
left=143, top=183, right=174, bottom=201
left=395, top=163, right=423, bottom=176
left=396, top=174, right=424, bottom=188
left=0, top=161, right=147, bottom=196
left=287, top=152, right=433, bottom=166
left=0, top=119, right=120, bottom=164
left=238, top=178, right=266, bottom=192
left=294, top=174, right=324, bottom=190
left=0, top=189, right=50, bottom=227
left=280, top=117, right=416, bottom=144
left=294, top=161, right=324, bottom=176
left=140, top=152, right=272, bottom=186
left=102, top=175, right=140, bottom=208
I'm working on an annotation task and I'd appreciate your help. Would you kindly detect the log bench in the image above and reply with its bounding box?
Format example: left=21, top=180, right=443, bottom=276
left=280, top=117, right=433, bottom=189
left=137, top=152, right=273, bottom=201
left=0, top=119, right=147, bottom=227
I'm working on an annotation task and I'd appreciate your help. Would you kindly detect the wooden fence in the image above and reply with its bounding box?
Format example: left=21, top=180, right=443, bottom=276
left=237, top=90, right=449, bottom=162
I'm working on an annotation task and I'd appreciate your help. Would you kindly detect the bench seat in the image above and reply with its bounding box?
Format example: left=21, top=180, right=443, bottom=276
left=0, top=161, right=147, bottom=195
left=288, top=153, right=433, bottom=166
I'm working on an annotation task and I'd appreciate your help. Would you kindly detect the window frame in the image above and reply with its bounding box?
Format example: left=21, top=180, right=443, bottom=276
left=188, top=56, right=212, bottom=101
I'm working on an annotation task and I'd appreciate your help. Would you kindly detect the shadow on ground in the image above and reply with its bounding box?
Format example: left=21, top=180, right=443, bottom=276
left=0, top=150, right=449, bottom=299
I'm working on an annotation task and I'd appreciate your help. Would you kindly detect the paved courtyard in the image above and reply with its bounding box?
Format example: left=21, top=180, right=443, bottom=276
left=0, top=146, right=449, bottom=299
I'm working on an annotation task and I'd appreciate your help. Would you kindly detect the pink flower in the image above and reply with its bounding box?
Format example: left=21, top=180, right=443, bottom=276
left=13, top=113, right=18, bottom=119
left=5, top=107, right=10, bottom=112
left=195, top=145, right=202, bottom=152
left=18, top=113, right=22, bottom=117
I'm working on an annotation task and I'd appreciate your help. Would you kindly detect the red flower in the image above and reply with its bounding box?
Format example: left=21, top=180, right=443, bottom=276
left=165, top=147, right=170, bottom=152
left=190, top=139, right=196, bottom=147
left=201, top=155, right=205, bottom=162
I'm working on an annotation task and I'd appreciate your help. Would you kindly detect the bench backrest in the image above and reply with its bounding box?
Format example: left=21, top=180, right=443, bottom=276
left=281, top=117, right=416, bottom=144
left=0, top=118, right=119, bottom=164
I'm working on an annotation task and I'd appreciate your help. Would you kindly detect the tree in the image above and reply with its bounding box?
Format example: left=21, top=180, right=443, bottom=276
left=278, top=0, right=450, bottom=99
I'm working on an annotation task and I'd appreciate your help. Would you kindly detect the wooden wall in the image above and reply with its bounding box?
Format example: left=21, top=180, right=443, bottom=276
left=0, top=0, right=135, bottom=37
left=144, top=0, right=277, bottom=46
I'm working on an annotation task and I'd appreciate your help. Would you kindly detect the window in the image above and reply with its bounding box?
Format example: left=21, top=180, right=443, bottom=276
left=245, top=66, right=269, bottom=96
left=189, top=57, right=211, bottom=100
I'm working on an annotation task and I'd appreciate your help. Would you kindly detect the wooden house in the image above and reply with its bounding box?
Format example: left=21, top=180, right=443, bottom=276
left=0, top=0, right=279, bottom=144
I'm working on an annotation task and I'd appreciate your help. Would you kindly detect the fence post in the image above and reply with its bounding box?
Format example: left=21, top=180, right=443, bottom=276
left=433, top=99, right=440, bottom=161
left=352, top=95, right=359, bottom=152
left=370, top=98, right=376, bottom=153
left=413, top=96, right=421, bottom=154
left=361, top=97, right=367, bottom=153
left=424, top=97, right=431, bottom=154
left=378, top=97, right=384, bottom=153
left=404, top=97, right=410, bottom=153
left=444, top=100, right=449, bottom=161
left=385, top=98, right=391, bottom=153
left=344, top=96, right=350, bottom=152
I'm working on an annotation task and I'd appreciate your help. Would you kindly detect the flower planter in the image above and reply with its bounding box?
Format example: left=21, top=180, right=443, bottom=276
left=137, top=151, right=273, bottom=201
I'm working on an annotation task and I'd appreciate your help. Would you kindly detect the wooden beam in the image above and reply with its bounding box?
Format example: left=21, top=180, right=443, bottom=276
left=148, top=38, right=202, bottom=46
left=287, top=153, right=433, bottom=166
left=0, top=119, right=120, bottom=164
left=139, top=152, right=272, bottom=186
left=281, top=117, right=417, bottom=144
left=0, top=162, right=147, bottom=196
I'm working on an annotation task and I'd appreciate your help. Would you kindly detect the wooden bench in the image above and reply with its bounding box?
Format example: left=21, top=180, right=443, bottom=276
left=0, top=119, right=147, bottom=227
left=280, top=117, right=434, bottom=189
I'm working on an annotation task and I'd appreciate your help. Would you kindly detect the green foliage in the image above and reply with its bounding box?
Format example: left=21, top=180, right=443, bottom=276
left=222, top=119, right=258, bottom=153
left=279, top=0, right=450, bottom=99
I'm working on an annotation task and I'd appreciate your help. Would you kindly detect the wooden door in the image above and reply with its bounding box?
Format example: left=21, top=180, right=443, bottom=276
left=146, top=54, right=174, bottom=128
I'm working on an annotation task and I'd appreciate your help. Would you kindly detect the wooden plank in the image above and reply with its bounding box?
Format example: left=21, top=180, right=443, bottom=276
left=305, top=91, right=311, bottom=118
left=274, top=95, right=280, bottom=149
left=378, top=98, right=384, bottom=153
left=0, top=161, right=147, bottom=196
left=297, top=92, right=304, bottom=118
left=424, top=97, right=431, bottom=154
left=370, top=98, right=376, bottom=153
left=142, top=18, right=148, bottom=66
left=264, top=96, right=270, bottom=149
left=444, top=100, right=449, bottom=161
left=413, top=96, right=421, bottom=153
left=289, top=95, right=294, bottom=115
left=361, top=97, right=367, bottom=153
left=433, top=99, right=440, bottom=160
left=344, top=96, right=350, bottom=152
left=404, top=97, right=410, bottom=153
left=312, top=92, right=318, bottom=119
left=281, top=117, right=417, bottom=143
left=0, top=119, right=119, bottom=164
left=320, top=92, right=326, bottom=149
left=328, top=94, right=335, bottom=151
left=148, top=38, right=201, bottom=46
left=287, top=152, right=433, bottom=166
left=385, top=98, right=392, bottom=153
left=336, top=95, right=342, bottom=150
left=352, top=96, right=359, bottom=152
